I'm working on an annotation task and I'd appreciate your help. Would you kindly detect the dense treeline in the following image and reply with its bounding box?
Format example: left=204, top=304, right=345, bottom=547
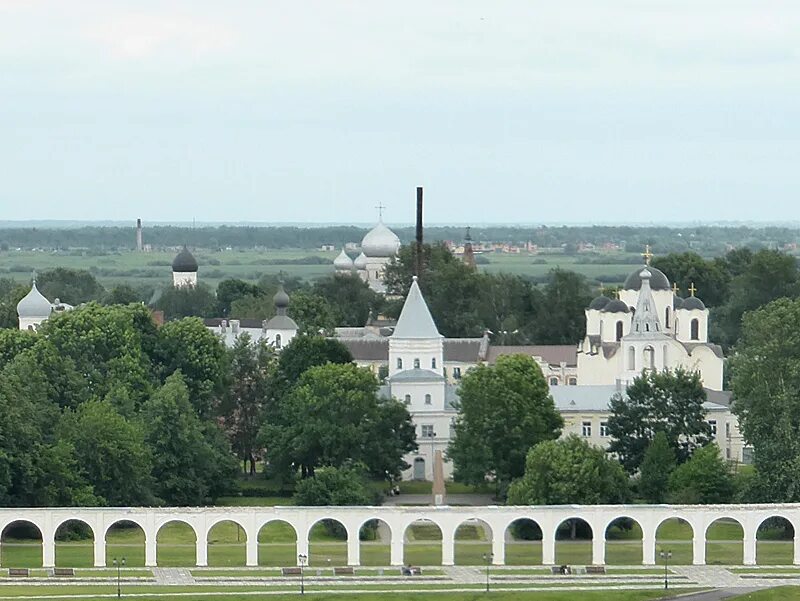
left=3, top=224, right=800, bottom=255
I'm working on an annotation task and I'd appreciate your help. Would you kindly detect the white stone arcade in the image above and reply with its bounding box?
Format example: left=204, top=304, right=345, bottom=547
left=2, top=504, right=800, bottom=568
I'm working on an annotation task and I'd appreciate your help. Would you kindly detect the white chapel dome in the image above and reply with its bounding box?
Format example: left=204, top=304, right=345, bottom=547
left=333, top=248, right=354, bottom=271
left=17, top=281, right=52, bottom=319
left=354, top=252, right=368, bottom=270
left=361, top=221, right=401, bottom=258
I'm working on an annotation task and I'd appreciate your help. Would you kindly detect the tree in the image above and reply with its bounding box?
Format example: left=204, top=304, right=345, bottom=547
left=154, top=283, right=217, bottom=320
left=532, top=269, right=593, bottom=344
left=507, top=435, right=630, bottom=506
left=293, top=465, right=380, bottom=506
left=220, top=334, right=275, bottom=475
left=58, top=399, right=153, bottom=505
left=37, top=268, right=105, bottom=305
left=731, top=297, right=800, bottom=501
left=312, top=275, right=384, bottom=327
left=103, top=284, right=143, bottom=305
left=153, top=318, right=228, bottom=417
left=668, top=444, right=734, bottom=504
left=229, top=294, right=274, bottom=320
left=289, top=290, right=338, bottom=335
left=0, top=329, right=36, bottom=371
left=141, top=373, right=236, bottom=505
left=447, top=354, right=563, bottom=494
left=638, top=431, right=676, bottom=503
left=607, top=369, right=711, bottom=473
left=276, top=335, right=353, bottom=384
left=216, top=278, right=263, bottom=316
left=262, top=363, right=416, bottom=479
left=651, top=252, right=730, bottom=308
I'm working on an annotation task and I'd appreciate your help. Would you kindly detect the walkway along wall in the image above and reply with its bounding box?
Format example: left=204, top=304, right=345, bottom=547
left=2, top=504, right=799, bottom=568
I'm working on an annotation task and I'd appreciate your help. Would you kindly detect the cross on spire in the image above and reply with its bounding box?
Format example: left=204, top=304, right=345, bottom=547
left=642, top=244, right=654, bottom=265
left=672, top=282, right=680, bottom=295
left=375, top=203, right=386, bottom=220
left=689, top=282, right=697, bottom=297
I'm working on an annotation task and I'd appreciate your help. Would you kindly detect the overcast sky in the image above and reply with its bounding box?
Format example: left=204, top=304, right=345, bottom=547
left=1, top=1, right=799, bottom=224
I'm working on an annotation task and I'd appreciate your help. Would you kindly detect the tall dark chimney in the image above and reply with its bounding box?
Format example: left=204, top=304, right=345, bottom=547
left=136, top=218, right=143, bottom=252
left=415, top=186, right=423, bottom=277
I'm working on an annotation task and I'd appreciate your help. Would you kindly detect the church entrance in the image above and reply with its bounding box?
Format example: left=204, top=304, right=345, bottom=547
left=413, top=457, right=426, bottom=480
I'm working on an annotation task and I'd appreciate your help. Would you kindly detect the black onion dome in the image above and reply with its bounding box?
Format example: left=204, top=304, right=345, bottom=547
left=602, top=299, right=630, bottom=313
left=172, top=246, right=198, bottom=272
left=589, top=295, right=611, bottom=310
left=623, top=265, right=670, bottom=290
left=673, top=295, right=684, bottom=310
left=273, top=284, right=290, bottom=309
left=682, top=296, right=706, bottom=311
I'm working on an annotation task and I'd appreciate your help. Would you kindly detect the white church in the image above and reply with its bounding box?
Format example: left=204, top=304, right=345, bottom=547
left=332, top=215, right=401, bottom=293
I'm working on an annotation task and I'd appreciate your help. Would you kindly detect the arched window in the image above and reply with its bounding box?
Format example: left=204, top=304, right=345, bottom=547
left=275, top=334, right=282, bottom=349
left=645, top=323, right=650, bottom=332
left=628, top=346, right=635, bottom=370
left=616, top=321, right=623, bottom=341
left=643, top=345, right=655, bottom=369
left=568, top=377, right=577, bottom=385
left=665, top=307, right=671, bottom=329
left=424, top=394, right=432, bottom=405
left=431, top=358, right=437, bottom=369
left=397, top=358, right=403, bottom=369
left=413, top=358, right=420, bottom=369
left=691, top=318, right=699, bottom=340
left=404, top=394, right=411, bottom=405
left=663, top=344, right=669, bottom=366
left=549, top=377, right=559, bottom=386
left=599, top=320, right=603, bottom=339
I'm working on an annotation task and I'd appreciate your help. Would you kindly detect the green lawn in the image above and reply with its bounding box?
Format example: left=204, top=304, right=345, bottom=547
left=730, top=588, right=800, bottom=600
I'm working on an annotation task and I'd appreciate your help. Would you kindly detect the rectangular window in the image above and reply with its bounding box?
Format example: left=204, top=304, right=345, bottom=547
left=582, top=421, right=592, bottom=437
left=600, top=422, right=609, bottom=437
left=725, top=422, right=731, bottom=438
left=708, top=420, right=717, bottom=436
left=568, top=377, right=577, bottom=386
left=453, top=367, right=462, bottom=380
left=726, top=447, right=731, bottom=459
left=421, top=424, right=434, bottom=438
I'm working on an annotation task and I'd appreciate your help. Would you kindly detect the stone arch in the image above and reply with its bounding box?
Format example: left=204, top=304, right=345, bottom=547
left=257, top=520, right=297, bottom=567
left=655, top=517, right=695, bottom=565
left=156, top=520, right=198, bottom=567
left=404, top=518, right=442, bottom=566
left=1, top=520, right=44, bottom=568
left=307, top=517, right=349, bottom=567
left=454, top=518, right=492, bottom=565
left=503, top=518, right=543, bottom=565
left=705, top=516, right=743, bottom=565
left=54, top=518, right=96, bottom=568
left=358, top=517, right=392, bottom=566
left=105, top=520, right=146, bottom=567
left=555, top=517, right=593, bottom=565
left=207, top=519, right=247, bottom=567
left=604, top=516, right=643, bottom=565
left=756, top=515, right=795, bottom=565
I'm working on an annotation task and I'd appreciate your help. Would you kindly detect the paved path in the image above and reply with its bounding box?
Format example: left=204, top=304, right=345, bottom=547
left=152, top=567, right=195, bottom=585
left=383, top=494, right=495, bottom=506
left=672, top=566, right=744, bottom=588
left=442, top=565, right=483, bottom=584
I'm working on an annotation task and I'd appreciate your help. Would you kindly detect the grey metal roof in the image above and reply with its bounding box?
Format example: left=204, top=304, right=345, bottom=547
left=337, top=338, right=390, bottom=361
left=486, top=345, right=578, bottom=366
left=682, top=296, right=706, bottom=311
left=388, top=368, right=445, bottom=383
left=550, top=384, right=729, bottom=412
left=443, top=339, right=485, bottom=362
left=623, top=265, right=671, bottom=290
left=265, top=314, right=298, bottom=330
left=392, top=278, right=442, bottom=339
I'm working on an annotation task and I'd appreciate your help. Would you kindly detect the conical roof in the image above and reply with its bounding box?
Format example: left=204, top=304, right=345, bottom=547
left=628, top=268, right=665, bottom=337
left=17, top=280, right=52, bottom=318
left=392, top=277, right=441, bottom=339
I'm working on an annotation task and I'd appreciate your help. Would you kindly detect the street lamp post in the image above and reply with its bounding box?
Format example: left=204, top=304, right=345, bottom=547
left=298, top=553, right=308, bottom=595
left=660, top=549, right=672, bottom=590
left=482, top=552, right=493, bottom=592
left=112, top=556, right=125, bottom=598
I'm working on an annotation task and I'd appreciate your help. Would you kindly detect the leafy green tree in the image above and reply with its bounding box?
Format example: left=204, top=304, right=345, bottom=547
left=289, top=290, right=338, bottom=335
left=651, top=252, right=730, bottom=307
left=532, top=269, right=593, bottom=344
left=312, top=275, right=384, bottom=327
left=448, top=354, right=563, bottom=494
left=142, top=373, right=237, bottom=505
left=668, top=444, right=734, bottom=504
left=507, top=435, right=630, bottom=507
left=220, top=334, right=275, bottom=475
left=638, top=431, right=676, bottom=503
left=216, top=278, right=263, bottom=316
left=0, top=302, right=17, bottom=329
left=731, top=297, right=800, bottom=501
left=276, top=335, right=353, bottom=384
left=37, top=268, right=105, bottom=305
left=103, top=284, right=143, bottom=305
left=262, top=363, right=416, bottom=478
left=229, top=294, right=274, bottom=320
left=155, top=283, right=217, bottom=319
left=607, top=369, right=711, bottom=473
left=293, top=465, right=380, bottom=506
left=477, top=273, right=538, bottom=345
left=59, top=400, right=153, bottom=505
left=153, top=318, right=227, bottom=417
left=0, top=329, right=36, bottom=370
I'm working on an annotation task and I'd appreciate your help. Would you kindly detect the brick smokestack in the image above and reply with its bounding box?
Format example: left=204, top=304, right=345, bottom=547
left=136, top=218, right=143, bottom=252
left=415, top=187, right=423, bottom=277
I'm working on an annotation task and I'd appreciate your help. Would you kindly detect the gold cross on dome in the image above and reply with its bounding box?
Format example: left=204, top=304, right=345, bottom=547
left=642, top=244, right=654, bottom=265
left=689, top=282, right=697, bottom=297
left=375, top=203, right=386, bottom=220
left=672, top=282, right=680, bottom=295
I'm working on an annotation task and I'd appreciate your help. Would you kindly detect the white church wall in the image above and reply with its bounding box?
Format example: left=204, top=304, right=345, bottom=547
left=389, top=338, right=444, bottom=377
left=173, top=271, right=197, bottom=288
left=675, top=309, right=709, bottom=343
